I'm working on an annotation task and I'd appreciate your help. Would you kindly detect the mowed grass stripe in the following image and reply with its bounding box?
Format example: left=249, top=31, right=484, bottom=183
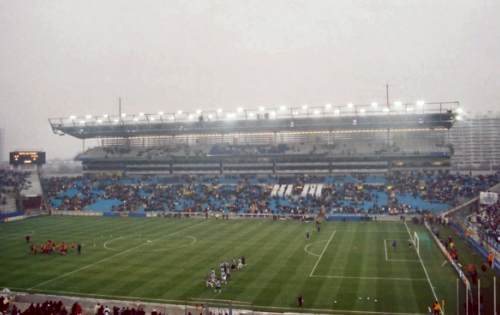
left=0, top=216, right=126, bottom=240
left=391, top=224, right=429, bottom=313
left=28, top=219, right=207, bottom=290
left=0, top=216, right=155, bottom=287
left=373, top=225, right=418, bottom=313
left=306, top=226, right=349, bottom=308
left=235, top=222, right=312, bottom=306
left=260, top=224, right=338, bottom=308
left=191, top=220, right=301, bottom=303
left=42, top=218, right=204, bottom=294
left=156, top=220, right=273, bottom=299
left=34, top=218, right=205, bottom=290
left=0, top=218, right=466, bottom=314
left=101, top=219, right=259, bottom=298
left=5, top=218, right=179, bottom=288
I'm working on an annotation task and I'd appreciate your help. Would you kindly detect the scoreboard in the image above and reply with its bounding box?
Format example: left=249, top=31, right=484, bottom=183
left=9, top=151, right=46, bottom=166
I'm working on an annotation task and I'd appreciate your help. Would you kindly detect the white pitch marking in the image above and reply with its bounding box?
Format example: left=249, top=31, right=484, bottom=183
left=310, top=274, right=427, bottom=281
left=304, top=241, right=325, bottom=257
left=103, top=236, right=124, bottom=251
left=309, top=230, right=336, bottom=277
left=404, top=222, right=438, bottom=301
left=384, top=239, right=419, bottom=263
left=384, top=239, right=388, bottom=261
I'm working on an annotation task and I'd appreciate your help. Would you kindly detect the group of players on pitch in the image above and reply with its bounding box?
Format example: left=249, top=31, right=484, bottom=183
left=25, top=235, right=81, bottom=256
left=206, top=256, right=246, bottom=292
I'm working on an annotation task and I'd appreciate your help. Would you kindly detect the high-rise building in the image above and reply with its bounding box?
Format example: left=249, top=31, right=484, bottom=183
left=449, top=113, right=500, bottom=171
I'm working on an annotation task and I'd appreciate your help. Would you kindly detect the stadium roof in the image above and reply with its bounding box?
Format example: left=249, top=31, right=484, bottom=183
left=49, top=101, right=459, bottom=139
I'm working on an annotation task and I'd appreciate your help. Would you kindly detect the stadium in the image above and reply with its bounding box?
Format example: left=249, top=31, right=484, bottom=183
left=1, top=99, right=499, bottom=315
left=1, top=2, right=500, bottom=315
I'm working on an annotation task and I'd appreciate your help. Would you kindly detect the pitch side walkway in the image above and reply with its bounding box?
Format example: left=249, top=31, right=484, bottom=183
left=8, top=290, right=428, bottom=315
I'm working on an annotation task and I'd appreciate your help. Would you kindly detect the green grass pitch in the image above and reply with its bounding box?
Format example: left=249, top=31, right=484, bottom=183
left=0, top=216, right=464, bottom=314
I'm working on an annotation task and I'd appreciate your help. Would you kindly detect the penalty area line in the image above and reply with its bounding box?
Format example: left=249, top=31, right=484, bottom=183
left=309, top=230, right=336, bottom=277
left=404, top=222, right=438, bottom=302
left=310, top=274, right=427, bottom=281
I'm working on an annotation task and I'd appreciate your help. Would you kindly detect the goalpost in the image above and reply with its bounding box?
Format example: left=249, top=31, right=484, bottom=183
left=413, top=231, right=420, bottom=255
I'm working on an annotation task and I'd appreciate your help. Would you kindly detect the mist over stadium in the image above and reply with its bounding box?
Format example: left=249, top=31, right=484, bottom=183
left=1, top=1, right=500, bottom=315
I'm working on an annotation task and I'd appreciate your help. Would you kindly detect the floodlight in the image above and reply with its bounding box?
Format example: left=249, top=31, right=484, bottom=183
left=393, top=101, right=403, bottom=107
left=103, top=114, right=109, bottom=118
left=456, top=107, right=464, bottom=114
left=188, top=114, right=194, bottom=120
left=177, top=110, right=183, bottom=115
left=325, top=103, right=332, bottom=109
left=292, top=110, right=299, bottom=116
left=217, top=108, right=223, bottom=114
left=279, top=105, right=287, bottom=111
left=456, top=115, right=463, bottom=121
left=97, top=119, right=103, bottom=124
left=406, top=106, right=414, bottom=112
left=85, top=114, right=92, bottom=119
left=208, top=114, right=214, bottom=119
left=121, top=113, right=127, bottom=118
left=371, top=102, right=378, bottom=108
left=416, top=100, right=425, bottom=107
left=133, top=117, right=139, bottom=122
left=113, top=118, right=119, bottom=123
left=301, top=104, right=308, bottom=110
left=383, top=107, right=390, bottom=113
left=139, top=112, right=145, bottom=117
left=258, top=106, right=265, bottom=112
left=69, top=115, right=76, bottom=120
left=196, top=109, right=202, bottom=114
left=79, top=120, right=85, bottom=125
left=237, top=107, right=244, bottom=113
left=158, top=111, right=164, bottom=116
left=347, top=103, right=354, bottom=108
left=313, top=109, right=320, bottom=115
left=150, top=117, right=156, bottom=121
left=359, top=108, right=366, bottom=114
left=248, top=112, right=255, bottom=118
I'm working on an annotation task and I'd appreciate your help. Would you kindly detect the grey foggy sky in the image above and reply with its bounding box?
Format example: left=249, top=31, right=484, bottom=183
left=1, top=0, right=499, bottom=160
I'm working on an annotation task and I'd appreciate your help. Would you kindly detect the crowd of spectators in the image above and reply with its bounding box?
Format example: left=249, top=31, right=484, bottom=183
left=0, top=169, right=29, bottom=209
left=0, top=297, right=169, bottom=315
left=1, top=299, right=81, bottom=315
left=94, top=303, right=158, bottom=315
left=42, top=171, right=500, bottom=215
left=472, top=200, right=500, bottom=248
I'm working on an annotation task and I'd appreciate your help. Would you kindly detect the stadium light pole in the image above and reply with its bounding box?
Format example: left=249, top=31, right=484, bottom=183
left=466, top=284, right=468, bottom=315
left=494, top=276, right=496, bottom=315
left=478, top=279, right=480, bottom=315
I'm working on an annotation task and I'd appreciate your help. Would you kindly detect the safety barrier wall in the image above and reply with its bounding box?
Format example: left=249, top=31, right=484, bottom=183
left=424, top=222, right=472, bottom=289
left=51, top=210, right=103, bottom=217
left=449, top=222, right=500, bottom=272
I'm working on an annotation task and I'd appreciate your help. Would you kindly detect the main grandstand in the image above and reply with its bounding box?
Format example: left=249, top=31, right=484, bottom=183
left=43, top=101, right=473, bottom=215
left=49, top=101, right=457, bottom=174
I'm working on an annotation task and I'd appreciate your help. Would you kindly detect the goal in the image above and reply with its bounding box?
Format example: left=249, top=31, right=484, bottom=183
left=413, top=231, right=420, bottom=255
